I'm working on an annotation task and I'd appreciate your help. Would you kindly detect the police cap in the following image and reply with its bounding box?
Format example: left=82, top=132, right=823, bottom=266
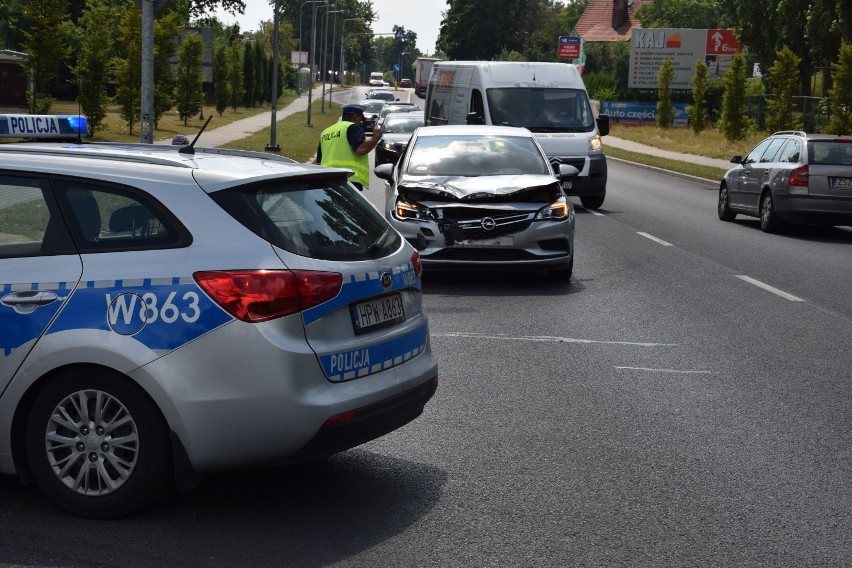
left=342, top=105, right=365, bottom=115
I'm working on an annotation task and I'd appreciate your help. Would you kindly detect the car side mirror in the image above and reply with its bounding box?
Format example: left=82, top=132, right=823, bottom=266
left=466, top=112, right=484, bottom=125
left=596, top=115, right=610, bottom=136
left=730, top=155, right=742, bottom=164
left=374, top=163, right=394, bottom=181
left=558, top=164, right=580, bottom=179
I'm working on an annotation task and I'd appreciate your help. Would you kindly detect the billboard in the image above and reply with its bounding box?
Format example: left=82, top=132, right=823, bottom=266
left=601, top=101, right=689, bottom=127
left=628, top=28, right=741, bottom=90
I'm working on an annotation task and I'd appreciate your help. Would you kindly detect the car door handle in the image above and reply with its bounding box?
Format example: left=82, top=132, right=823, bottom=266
left=1, top=291, right=60, bottom=314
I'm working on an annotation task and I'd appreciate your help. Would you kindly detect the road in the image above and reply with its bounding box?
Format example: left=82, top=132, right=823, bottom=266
left=1, top=92, right=851, bottom=567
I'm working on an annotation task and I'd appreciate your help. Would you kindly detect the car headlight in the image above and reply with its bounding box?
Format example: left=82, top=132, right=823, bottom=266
left=380, top=140, right=394, bottom=150
left=395, top=198, right=430, bottom=220
left=536, top=197, right=571, bottom=221
left=589, top=133, right=602, bottom=153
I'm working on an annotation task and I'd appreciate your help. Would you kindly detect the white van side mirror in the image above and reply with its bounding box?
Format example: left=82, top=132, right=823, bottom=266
left=597, top=115, right=610, bottom=136
left=465, top=112, right=484, bottom=125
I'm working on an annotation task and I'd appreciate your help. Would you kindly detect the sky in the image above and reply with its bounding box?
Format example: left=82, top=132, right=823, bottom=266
left=213, top=0, right=443, bottom=55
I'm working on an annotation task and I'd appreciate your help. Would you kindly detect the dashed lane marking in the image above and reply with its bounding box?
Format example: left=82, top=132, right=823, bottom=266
left=735, top=275, right=805, bottom=302
left=434, top=332, right=675, bottom=347
left=615, top=366, right=711, bottom=374
left=637, top=232, right=673, bottom=246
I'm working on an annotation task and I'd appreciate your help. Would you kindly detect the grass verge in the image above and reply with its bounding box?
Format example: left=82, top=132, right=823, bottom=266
left=605, top=146, right=727, bottom=182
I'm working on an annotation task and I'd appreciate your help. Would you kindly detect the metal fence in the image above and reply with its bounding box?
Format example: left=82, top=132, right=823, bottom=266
left=745, top=95, right=830, bottom=132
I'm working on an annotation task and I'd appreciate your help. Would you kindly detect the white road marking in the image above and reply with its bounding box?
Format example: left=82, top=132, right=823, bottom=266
left=637, top=232, right=673, bottom=246
left=435, top=332, right=675, bottom=347
left=585, top=208, right=605, bottom=216
left=615, top=366, right=711, bottom=374
left=734, top=275, right=805, bottom=302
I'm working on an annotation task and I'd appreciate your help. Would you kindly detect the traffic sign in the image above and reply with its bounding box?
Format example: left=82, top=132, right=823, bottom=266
left=395, top=28, right=405, bottom=41
left=558, top=36, right=581, bottom=59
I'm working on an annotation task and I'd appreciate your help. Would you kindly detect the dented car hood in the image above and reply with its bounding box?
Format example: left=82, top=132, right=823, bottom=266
left=396, top=174, right=560, bottom=201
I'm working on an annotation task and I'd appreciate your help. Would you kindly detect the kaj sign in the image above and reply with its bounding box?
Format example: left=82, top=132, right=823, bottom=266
left=628, top=28, right=742, bottom=90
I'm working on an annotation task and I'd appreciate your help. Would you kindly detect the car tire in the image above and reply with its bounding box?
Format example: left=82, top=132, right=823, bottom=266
left=759, top=191, right=784, bottom=233
left=718, top=184, right=736, bottom=221
left=549, top=255, right=574, bottom=282
left=25, top=368, right=172, bottom=518
left=580, top=190, right=605, bottom=210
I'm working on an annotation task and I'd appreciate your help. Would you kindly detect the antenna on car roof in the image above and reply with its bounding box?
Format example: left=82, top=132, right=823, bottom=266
left=179, top=115, right=213, bottom=155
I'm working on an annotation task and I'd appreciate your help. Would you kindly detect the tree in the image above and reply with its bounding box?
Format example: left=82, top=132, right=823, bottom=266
left=765, top=46, right=801, bottom=133
left=656, top=58, right=676, bottom=128
left=718, top=54, right=753, bottom=141
left=213, top=41, right=230, bottom=116
left=242, top=39, right=255, bottom=107
left=687, top=60, right=709, bottom=134
left=73, top=2, right=114, bottom=136
left=21, top=0, right=73, bottom=113
left=636, top=0, right=727, bottom=29
left=112, top=5, right=142, bottom=134
left=154, top=13, right=182, bottom=127
left=174, top=31, right=204, bottom=124
left=826, top=42, right=852, bottom=134
left=227, top=40, right=243, bottom=111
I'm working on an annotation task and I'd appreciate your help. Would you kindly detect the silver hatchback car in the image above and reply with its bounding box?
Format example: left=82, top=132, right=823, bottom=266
left=375, top=125, right=578, bottom=280
left=0, top=117, right=438, bottom=518
left=719, top=131, right=852, bottom=231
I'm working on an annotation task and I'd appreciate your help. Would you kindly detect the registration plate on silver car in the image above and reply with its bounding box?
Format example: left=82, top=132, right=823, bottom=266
left=351, top=293, right=405, bottom=333
left=829, top=177, right=852, bottom=189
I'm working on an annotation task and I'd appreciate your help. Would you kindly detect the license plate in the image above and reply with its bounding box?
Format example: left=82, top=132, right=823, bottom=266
left=829, top=177, right=852, bottom=189
left=456, top=236, right=514, bottom=246
left=562, top=181, right=573, bottom=190
left=351, top=293, right=405, bottom=333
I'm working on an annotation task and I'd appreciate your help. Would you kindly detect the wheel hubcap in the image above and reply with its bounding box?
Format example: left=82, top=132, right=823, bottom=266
left=44, top=389, right=139, bottom=496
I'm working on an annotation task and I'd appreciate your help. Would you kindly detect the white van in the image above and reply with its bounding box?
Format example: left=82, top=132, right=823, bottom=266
left=424, top=61, right=609, bottom=208
left=369, top=71, right=385, bottom=87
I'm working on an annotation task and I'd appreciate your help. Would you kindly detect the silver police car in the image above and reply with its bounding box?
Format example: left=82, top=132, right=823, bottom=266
left=0, top=115, right=438, bottom=518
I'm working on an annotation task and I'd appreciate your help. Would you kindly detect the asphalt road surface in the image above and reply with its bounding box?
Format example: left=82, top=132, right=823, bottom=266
left=1, top=105, right=850, bottom=567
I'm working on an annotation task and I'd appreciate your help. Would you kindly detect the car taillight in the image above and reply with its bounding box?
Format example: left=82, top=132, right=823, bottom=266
left=789, top=165, right=809, bottom=187
left=411, top=250, right=423, bottom=278
left=193, top=270, right=342, bottom=322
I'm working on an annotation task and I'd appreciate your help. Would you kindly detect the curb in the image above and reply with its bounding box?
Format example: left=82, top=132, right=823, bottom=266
left=606, top=156, right=720, bottom=189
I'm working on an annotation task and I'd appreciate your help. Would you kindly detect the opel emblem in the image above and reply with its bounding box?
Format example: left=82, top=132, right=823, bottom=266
left=481, top=217, right=496, bottom=230
left=380, top=272, right=393, bottom=288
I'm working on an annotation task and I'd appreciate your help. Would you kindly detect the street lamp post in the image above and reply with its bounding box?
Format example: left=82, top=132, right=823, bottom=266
left=265, top=0, right=281, bottom=152
left=306, top=0, right=328, bottom=127
left=339, top=18, right=360, bottom=86
left=320, top=9, right=341, bottom=113
left=298, top=0, right=324, bottom=79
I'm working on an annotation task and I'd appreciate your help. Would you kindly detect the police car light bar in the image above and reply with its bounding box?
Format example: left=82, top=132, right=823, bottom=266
left=0, top=114, right=88, bottom=139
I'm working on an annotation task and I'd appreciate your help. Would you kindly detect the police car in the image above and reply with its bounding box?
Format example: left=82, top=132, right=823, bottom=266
left=0, top=115, right=438, bottom=518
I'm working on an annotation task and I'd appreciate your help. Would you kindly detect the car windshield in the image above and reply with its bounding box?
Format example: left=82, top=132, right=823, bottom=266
left=383, top=116, right=423, bottom=134
left=486, top=87, right=595, bottom=131
left=369, top=92, right=396, bottom=102
left=381, top=105, right=420, bottom=118
left=212, top=176, right=400, bottom=261
left=404, top=134, right=550, bottom=177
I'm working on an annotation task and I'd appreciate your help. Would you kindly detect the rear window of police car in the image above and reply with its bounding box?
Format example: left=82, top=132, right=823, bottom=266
left=212, top=176, right=401, bottom=261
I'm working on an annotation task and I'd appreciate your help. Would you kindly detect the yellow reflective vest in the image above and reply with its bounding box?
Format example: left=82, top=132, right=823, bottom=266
left=319, top=121, right=370, bottom=187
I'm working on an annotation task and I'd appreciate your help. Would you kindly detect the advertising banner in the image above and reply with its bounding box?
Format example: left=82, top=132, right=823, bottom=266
left=628, top=28, right=741, bottom=90
left=601, top=101, right=690, bottom=127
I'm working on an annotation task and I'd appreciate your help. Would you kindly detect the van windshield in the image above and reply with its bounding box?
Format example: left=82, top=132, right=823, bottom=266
left=486, top=88, right=595, bottom=132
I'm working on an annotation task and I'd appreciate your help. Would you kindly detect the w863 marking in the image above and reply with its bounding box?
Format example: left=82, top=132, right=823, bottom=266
left=106, top=291, right=201, bottom=328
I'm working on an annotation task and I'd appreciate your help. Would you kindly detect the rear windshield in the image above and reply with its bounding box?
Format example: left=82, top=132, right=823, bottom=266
left=809, top=141, right=852, bottom=165
left=212, top=175, right=401, bottom=261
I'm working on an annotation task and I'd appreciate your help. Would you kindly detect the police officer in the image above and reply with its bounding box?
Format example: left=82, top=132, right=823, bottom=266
left=315, top=105, right=383, bottom=191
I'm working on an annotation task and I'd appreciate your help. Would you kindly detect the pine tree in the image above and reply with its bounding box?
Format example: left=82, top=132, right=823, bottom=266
left=687, top=60, right=709, bottom=134
left=174, top=32, right=204, bottom=125
left=21, top=0, right=72, bottom=113
left=74, top=2, right=114, bottom=136
left=153, top=12, right=182, bottom=128
left=827, top=42, right=852, bottom=134
left=765, top=46, right=802, bottom=133
left=242, top=40, right=255, bottom=107
left=213, top=42, right=230, bottom=116
left=656, top=58, right=675, bottom=128
left=718, top=54, right=754, bottom=141
left=111, top=5, right=142, bottom=135
left=228, top=40, right=243, bottom=112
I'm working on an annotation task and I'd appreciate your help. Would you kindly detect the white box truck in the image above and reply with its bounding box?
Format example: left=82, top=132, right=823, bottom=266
left=424, top=61, right=609, bottom=208
left=414, top=57, right=442, bottom=98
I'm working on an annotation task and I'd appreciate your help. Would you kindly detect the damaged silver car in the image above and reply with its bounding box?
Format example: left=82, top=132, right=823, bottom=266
left=374, top=125, right=578, bottom=280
